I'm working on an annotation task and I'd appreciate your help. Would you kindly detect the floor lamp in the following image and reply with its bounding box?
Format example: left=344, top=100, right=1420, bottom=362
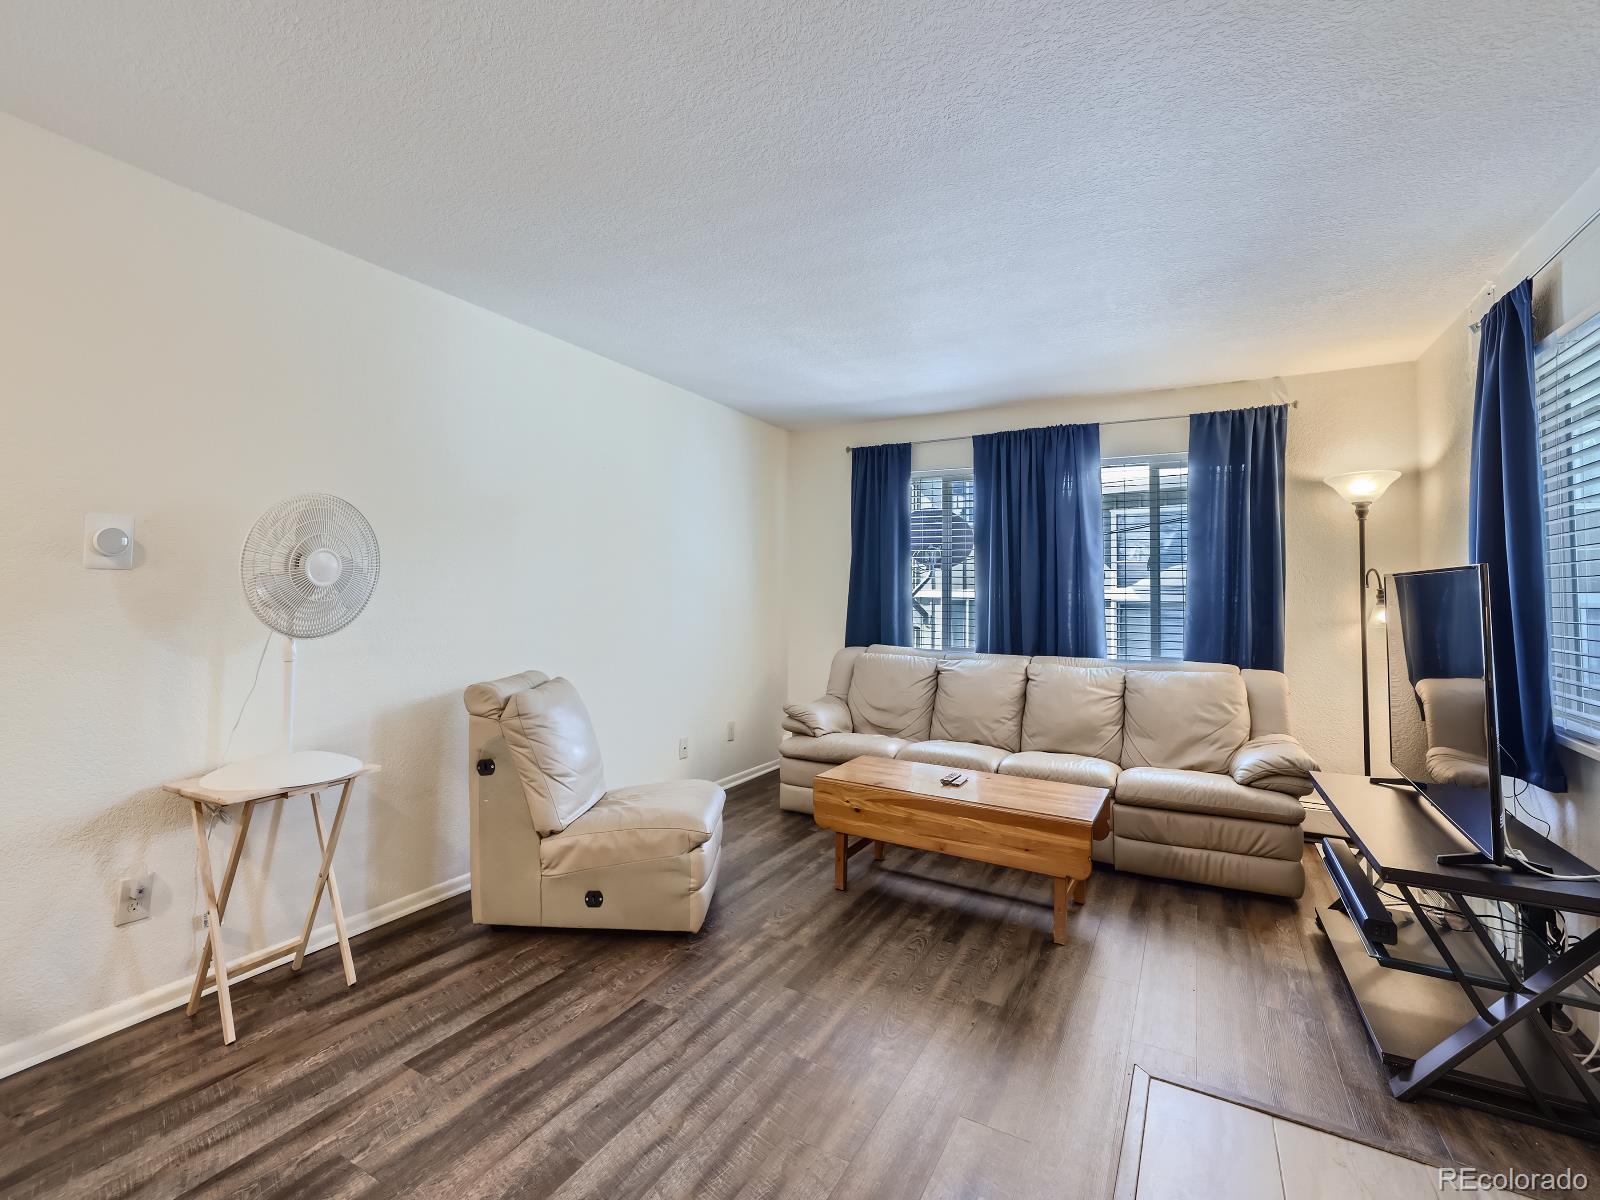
left=1325, top=470, right=1402, bottom=777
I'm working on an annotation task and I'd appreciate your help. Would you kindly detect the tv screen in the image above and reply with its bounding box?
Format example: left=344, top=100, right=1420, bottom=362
left=1384, top=565, right=1506, bottom=865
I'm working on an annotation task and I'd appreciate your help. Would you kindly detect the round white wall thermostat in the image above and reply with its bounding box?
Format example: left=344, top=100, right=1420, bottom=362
left=84, top=513, right=136, bottom=570
left=94, top=527, right=130, bottom=556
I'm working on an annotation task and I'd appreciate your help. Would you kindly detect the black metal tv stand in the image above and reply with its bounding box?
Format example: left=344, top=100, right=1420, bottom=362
left=1311, top=771, right=1600, bottom=1141
left=1363, top=774, right=1544, bottom=870
left=1367, top=776, right=1415, bottom=791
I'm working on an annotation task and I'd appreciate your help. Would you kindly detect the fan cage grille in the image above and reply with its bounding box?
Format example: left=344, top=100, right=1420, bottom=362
left=241, top=494, right=380, bottom=639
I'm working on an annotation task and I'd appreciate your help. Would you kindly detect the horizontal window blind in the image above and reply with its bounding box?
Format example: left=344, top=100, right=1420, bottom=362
left=1102, top=456, right=1188, bottom=661
left=1537, top=308, right=1600, bottom=742
left=910, top=469, right=976, bottom=652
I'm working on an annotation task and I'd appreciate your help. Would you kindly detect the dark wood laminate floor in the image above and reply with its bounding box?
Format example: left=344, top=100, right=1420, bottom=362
left=4, top=773, right=1600, bottom=1199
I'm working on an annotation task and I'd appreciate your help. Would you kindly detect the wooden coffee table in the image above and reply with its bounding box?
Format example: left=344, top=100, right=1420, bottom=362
left=812, top=756, right=1111, bottom=944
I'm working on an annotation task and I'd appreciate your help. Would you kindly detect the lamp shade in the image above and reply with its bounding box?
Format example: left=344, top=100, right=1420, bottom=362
left=1324, top=470, right=1401, bottom=506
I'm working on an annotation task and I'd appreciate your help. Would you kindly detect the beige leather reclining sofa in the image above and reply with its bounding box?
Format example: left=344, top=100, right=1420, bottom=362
left=781, top=646, right=1318, bottom=898
left=465, top=671, right=724, bottom=932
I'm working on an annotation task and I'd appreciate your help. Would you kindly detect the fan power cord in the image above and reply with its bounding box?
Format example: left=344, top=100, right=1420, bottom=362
left=197, top=633, right=273, bottom=949
left=223, top=631, right=274, bottom=760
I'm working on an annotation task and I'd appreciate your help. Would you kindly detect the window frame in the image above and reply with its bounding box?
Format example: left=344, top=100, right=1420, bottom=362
left=1535, top=299, right=1600, bottom=758
left=909, top=467, right=976, bottom=653
left=1101, top=452, right=1189, bottom=662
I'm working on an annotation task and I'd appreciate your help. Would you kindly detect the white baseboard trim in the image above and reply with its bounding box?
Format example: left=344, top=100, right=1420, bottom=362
left=1, top=760, right=776, bottom=1080
left=0, top=871, right=471, bottom=1081
left=718, top=759, right=778, bottom=789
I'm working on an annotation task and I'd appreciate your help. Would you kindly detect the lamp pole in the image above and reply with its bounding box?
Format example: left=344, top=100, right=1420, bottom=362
left=1356, top=501, right=1371, bottom=777
left=1326, top=470, right=1400, bottom=780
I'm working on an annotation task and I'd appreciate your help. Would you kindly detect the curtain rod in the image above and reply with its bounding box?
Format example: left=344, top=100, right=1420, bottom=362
left=842, top=400, right=1298, bottom=454
left=1534, top=202, right=1600, bottom=282
left=1467, top=200, right=1600, bottom=332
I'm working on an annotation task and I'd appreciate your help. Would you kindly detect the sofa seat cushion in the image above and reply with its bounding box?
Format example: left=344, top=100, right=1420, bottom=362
left=780, top=732, right=909, bottom=764
left=1114, top=767, right=1305, bottom=825
left=540, top=779, right=725, bottom=876
left=896, top=740, right=1008, bottom=773
left=847, top=650, right=940, bottom=740
left=998, top=751, right=1119, bottom=791
left=1121, top=671, right=1250, bottom=772
left=1114, top=804, right=1304, bottom=862
left=931, top=655, right=1028, bottom=750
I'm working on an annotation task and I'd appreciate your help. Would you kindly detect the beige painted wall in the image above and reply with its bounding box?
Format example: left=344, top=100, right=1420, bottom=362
left=1414, top=164, right=1600, bottom=867
left=0, top=115, right=788, bottom=1067
left=784, top=362, right=1422, bottom=777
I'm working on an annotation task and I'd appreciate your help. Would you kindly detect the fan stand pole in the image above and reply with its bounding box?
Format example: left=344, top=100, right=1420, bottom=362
left=283, top=636, right=297, bottom=751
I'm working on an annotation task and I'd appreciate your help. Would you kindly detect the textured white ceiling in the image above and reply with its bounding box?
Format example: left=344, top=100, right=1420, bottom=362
left=4, top=2, right=1599, bottom=427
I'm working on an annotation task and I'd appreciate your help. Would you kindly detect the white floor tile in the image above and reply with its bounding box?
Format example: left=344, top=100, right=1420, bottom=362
left=1135, top=1081, right=1283, bottom=1200
left=1274, top=1116, right=1441, bottom=1199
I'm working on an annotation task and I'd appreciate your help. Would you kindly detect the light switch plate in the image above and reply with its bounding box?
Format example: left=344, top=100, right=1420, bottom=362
left=84, top=513, right=135, bottom=569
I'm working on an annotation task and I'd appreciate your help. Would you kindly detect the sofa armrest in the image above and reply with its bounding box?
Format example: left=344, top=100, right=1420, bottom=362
left=1229, top=734, right=1319, bottom=788
left=1248, top=773, right=1315, bottom=798
left=783, top=695, right=853, bottom=736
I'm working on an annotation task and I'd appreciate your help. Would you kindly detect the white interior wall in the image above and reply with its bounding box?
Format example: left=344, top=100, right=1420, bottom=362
left=0, top=115, right=788, bottom=1071
left=784, top=363, right=1423, bottom=778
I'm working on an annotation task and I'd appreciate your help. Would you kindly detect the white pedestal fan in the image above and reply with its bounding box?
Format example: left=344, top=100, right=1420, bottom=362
left=200, top=494, right=381, bottom=794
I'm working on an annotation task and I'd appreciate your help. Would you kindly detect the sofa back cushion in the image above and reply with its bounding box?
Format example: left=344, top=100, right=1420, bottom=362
left=1416, top=677, right=1488, bottom=757
left=499, top=676, right=608, bottom=835
left=1241, top=668, right=1291, bottom=737
left=826, top=647, right=867, bottom=697
left=1021, top=663, right=1126, bottom=759
left=847, top=650, right=939, bottom=740
left=1034, top=657, right=1237, bottom=675
left=1121, top=670, right=1250, bottom=772
left=931, top=655, right=1029, bottom=750
left=464, top=669, right=552, bottom=719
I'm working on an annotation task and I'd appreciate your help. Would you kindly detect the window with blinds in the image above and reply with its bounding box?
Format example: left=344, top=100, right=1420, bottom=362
left=1102, top=455, right=1188, bottom=660
left=1536, top=306, right=1600, bottom=743
left=910, top=469, right=976, bottom=651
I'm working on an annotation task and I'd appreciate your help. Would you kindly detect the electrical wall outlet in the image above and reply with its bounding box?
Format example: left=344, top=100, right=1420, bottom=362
left=726, top=721, right=736, bottom=742
left=115, top=872, right=153, bottom=926
left=678, top=738, right=689, bottom=761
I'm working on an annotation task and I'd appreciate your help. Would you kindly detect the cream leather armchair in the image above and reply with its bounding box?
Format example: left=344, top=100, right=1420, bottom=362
left=464, top=671, right=724, bottom=933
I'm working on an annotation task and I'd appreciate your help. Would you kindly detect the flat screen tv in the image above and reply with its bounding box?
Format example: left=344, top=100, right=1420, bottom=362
left=1383, top=564, right=1508, bottom=867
